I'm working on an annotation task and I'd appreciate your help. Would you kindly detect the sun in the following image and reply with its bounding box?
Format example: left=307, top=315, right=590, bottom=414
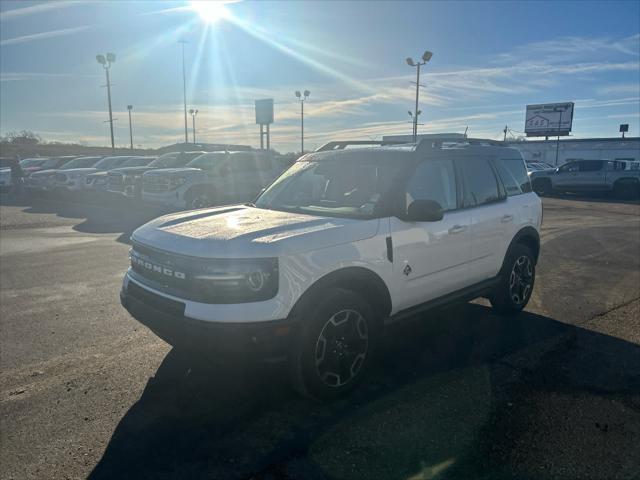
left=189, top=1, right=231, bottom=24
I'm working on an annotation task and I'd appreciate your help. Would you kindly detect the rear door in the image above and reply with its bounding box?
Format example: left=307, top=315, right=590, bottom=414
left=458, top=156, right=509, bottom=284
left=574, top=160, right=606, bottom=190
left=390, top=157, right=472, bottom=310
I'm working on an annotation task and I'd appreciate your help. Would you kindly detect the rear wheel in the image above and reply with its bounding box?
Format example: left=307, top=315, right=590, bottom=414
left=613, top=180, right=640, bottom=199
left=290, top=288, right=378, bottom=400
left=490, top=243, right=536, bottom=315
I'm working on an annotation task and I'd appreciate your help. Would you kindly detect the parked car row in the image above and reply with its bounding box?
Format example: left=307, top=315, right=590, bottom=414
left=529, top=159, right=640, bottom=198
left=13, top=150, right=293, bottom=211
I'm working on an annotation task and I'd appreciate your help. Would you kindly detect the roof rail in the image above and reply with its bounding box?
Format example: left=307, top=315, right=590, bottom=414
left=315, top=140, right=405, bottom=152
left=416, top=137, right=505, bottom=151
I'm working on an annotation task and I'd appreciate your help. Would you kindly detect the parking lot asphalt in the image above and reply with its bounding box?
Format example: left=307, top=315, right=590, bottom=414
left=0, top=193, right=639, bottom=480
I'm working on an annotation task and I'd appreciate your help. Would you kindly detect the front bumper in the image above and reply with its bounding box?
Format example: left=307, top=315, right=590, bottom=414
left=142, top=189, right=187, bottom=208
left=120, top=277, right=295, bottom=361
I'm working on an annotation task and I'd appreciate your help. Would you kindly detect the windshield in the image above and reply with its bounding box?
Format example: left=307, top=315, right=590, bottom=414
left=186, top=153, right=226, bottom=169
left=92, top=156, right=127, bottom=169
left=20, top=159, right=46, bottom=168
left=59, top=157, right=101, bottom=170
left=149, top=152, right=203, bottom=168
left=255, top=159, right=405, bottom=218
left=121, top=157, right=153, bottom=167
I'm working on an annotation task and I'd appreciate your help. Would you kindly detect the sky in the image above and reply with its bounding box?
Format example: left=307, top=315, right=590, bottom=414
left=1, top=0, right=639, bottom=153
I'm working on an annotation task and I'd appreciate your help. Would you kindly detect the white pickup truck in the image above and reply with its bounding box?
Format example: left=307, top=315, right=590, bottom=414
left=530, top=159, right=640, bottom=198
left=142, top=150, right=288, bottom=209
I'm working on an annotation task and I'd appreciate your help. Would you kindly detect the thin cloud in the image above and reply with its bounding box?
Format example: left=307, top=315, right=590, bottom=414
left=0, top=25, right=94, bottom=46
left=0, top=1, right=87, bottom=21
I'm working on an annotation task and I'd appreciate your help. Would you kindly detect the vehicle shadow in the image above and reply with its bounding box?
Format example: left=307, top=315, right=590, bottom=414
left=88, top=303, right=640, bottom=480
left=17, top=194, right=164, bottom=243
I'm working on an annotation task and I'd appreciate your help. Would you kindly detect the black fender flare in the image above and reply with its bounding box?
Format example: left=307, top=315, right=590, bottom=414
left=288, top=266, right=392, bottom=322
left=500, top=226, right=541, bottom=274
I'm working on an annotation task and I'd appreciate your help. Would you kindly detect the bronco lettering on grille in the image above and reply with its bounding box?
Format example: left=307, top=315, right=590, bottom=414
left=131, top=254, right=186, bottom=280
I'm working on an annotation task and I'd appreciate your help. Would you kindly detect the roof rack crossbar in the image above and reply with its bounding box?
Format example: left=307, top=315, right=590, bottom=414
left=315, top=140, right=406, bottom=152
left=416, top=137, right=505, bottom=151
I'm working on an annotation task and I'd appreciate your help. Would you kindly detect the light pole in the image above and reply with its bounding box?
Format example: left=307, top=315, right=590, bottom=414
left=295, top=90, right=310, bottom=153
left=189, top=109, right=198, bottom=144
left=406, top=50, right=433, bottom=142
left=96, top=53, right=116, bottom=151
left=179, top=40, right=189, bottom=144
left=127, top=105, right=134, bottom=150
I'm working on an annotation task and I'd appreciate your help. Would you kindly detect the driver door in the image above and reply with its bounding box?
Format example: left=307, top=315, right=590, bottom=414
left=390, top=158, right=472, bottom=312
left=554, top=161, right=579, bottom=189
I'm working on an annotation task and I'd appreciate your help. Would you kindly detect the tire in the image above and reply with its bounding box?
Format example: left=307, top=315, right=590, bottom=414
left=290, top=288, right=378, bottom=400
left=613, top=181, right=639, bottom=200
left=186, top=188, right=216, bottom=209
left=532, top=178, right=552, bottom=196
left=490, top=243, right=536, bottom=315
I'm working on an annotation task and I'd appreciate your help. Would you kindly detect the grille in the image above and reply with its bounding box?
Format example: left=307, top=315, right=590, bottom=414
left=108, top=174, right=125, bottom=191
left=143, top=176, right=170, bottom=193
left=129, top=242, right=277, bottom=304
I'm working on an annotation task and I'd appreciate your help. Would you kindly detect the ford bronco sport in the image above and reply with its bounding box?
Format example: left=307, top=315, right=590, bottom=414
left=120, top=138, right=542, bottom=399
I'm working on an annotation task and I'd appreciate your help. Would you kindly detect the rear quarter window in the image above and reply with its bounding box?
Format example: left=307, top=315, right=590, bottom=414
left=495, top=158, right=532, bottom=196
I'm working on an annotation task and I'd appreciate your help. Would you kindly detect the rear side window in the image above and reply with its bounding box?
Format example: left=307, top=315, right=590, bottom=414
left=579, top=161, right=603, bottom=172
left=495, top=158, right=532, bottom=196
left=459, top=158, right=501, bottom=207
left=406, top=159, right=457, bottom=211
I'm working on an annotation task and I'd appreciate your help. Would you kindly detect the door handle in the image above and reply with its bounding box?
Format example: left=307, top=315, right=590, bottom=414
left=448, top=225, right=467, bottom=234
left=501, top=214, right=514, bottom=223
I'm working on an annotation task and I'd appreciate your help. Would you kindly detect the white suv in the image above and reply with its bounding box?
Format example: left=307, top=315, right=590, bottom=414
left=120, top=139, right=542, bottom=399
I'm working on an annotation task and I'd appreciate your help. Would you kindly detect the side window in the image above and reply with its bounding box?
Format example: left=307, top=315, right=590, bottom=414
left=230, top=157, right=256, bottom=173
left=579, top=161, right=603, bottom=172
left=460, top=158, right=501, bottom=207
left=559, top=162, right=578, bottom=173
left=406, top=159, right=457, bottom=211
left=495, top=158, right=532, bottom=196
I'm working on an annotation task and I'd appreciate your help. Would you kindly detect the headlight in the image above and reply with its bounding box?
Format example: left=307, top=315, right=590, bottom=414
left=192, top=258, right=279, bottom=302
left=170, top=177, right=187, bottom=189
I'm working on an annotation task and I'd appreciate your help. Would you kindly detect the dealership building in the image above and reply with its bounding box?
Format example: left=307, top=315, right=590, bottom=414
left=505, top=137, right=640, bottom=166
left=381, top=133, right=639, bottom=166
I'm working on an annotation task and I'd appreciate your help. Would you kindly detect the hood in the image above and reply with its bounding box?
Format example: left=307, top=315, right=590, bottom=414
left=132, top=205, right=380, bottom=258
left=58, top=168, right=99, bottom=175
left=144, top=167, right=203, bottom=177
left=110, top=166, right=155, bottom=175
left=529, top=168, right=556, bottom=178
left=29, top=168, right=59, bottom=177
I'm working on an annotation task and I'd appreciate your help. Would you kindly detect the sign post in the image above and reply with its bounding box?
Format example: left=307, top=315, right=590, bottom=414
left=525, top=102, right=575, bottom=166
left=255, top=99, right=274, bottom=150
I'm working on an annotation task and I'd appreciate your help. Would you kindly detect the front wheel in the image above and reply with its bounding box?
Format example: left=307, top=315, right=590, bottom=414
left=290, top=288, right=378, bottom=400
left=187, top=189, right=216, bottom=209
left=490, top=244, right=536, bottom=315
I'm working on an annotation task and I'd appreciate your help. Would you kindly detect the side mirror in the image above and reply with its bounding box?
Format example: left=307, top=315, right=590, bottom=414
left=406, top=199, right=444, bottom=222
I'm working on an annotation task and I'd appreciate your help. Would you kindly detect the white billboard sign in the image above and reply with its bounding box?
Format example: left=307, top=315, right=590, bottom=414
left=525, top=102, right=574, bottom=137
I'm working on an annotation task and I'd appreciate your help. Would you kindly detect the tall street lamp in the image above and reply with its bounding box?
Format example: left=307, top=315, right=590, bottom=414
left=189, top=108, right=198, bottom=144
left=406, top=50, right=433, bottom=142
left=295, top=90, right=310, bottom=153
left=96, top=53, right=116, bottom=151
left=127, top=105, right=134, bottom=150
left=179, top=40, right=189, bottom=144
